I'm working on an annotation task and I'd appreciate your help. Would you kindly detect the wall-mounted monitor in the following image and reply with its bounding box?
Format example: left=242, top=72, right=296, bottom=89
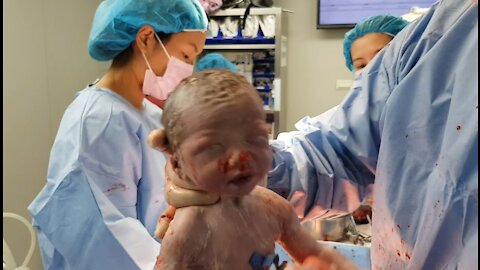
left=317, top=0, right=437, bottom=29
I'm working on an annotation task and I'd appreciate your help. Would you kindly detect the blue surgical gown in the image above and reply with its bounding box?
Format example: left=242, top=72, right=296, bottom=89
left=268, top=0, right=478, bottom=269
left=28, top=86, right=168, bottom=269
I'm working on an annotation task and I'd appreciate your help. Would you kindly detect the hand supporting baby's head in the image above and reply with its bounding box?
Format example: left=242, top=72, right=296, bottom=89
left=149, top=69, right=272, bottom=197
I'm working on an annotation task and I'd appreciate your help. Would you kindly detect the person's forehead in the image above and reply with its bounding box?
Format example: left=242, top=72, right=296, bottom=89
left=169, top=31, right=206, bottom=52
left=351, top=32, right=393, bottom=61
left=353, top=33, right=393, bottom=49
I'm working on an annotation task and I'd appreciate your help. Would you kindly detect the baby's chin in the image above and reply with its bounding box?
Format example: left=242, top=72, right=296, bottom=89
left=221, top=176, right=260, bottom=197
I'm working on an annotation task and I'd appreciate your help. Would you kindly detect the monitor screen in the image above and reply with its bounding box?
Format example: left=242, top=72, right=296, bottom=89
left=317, top=0, right=437, bottom=28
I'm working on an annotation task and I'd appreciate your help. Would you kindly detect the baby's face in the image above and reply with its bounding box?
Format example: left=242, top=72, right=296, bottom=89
left=175, top=97, right=272, bottom=196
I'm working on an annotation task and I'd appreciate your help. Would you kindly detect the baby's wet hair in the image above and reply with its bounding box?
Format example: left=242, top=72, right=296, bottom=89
left=162, top=69, right=263, bottom=151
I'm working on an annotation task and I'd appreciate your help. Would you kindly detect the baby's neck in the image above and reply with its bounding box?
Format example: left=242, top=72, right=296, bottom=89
left=226, top=196, right=244, bottom=207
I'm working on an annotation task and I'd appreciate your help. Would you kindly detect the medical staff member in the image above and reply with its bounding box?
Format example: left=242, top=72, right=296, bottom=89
left=268, top=0, right=478, bottom=268
left=343, top=14, right=409, bottom=224
left=275, top=15, right=408, bottom=150
left=343, top=15, right=409, bottom=77
left=275, top=15, right=409, bottom=224
left=195, top=52, right=238, bottom=72
left=28, top=0, right=207, bottom=269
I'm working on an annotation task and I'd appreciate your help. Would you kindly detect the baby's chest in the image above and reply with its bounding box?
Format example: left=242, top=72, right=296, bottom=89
left=175, top=202, right=282, bottom=269
left=207, top=202, right=281, bottom=245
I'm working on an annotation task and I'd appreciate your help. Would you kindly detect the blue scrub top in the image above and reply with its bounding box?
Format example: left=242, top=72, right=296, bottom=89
left=268, top=0, right=478, bottom=269
left=29, top=86, right=168, bottom=269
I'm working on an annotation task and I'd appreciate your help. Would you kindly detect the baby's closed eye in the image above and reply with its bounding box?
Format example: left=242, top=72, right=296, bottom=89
left=247, top=135, right=269, bottom=147
left=196, top=143, right=225, bottom=157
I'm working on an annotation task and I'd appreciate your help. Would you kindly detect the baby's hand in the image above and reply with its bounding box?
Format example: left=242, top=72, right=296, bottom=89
left=149, top=130, right=220, bottom=208
left=285, top=256, right=356, bottom=270
left=299, top=256, right=332, bottom=269
left=295, top=256, right=339, bottom=270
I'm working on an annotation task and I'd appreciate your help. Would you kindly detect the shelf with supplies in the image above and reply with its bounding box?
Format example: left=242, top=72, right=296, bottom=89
left=204, top=44, right=276, bottom=50
left=206, top=36, right=275, bottom=45
left=202, top=7, right=289, bottom=139
left=209, top=7, right=286, bottom=16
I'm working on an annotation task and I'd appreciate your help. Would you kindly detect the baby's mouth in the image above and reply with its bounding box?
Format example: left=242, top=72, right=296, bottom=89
left=228, top=174, right=253, bottom=187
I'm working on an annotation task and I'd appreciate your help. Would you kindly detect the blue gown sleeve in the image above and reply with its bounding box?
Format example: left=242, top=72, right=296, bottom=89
left=267, top=43, right=398, bottom=221
left=28, top=95, right=161, bottom=270
left=271, top=0, right=478, bottom=268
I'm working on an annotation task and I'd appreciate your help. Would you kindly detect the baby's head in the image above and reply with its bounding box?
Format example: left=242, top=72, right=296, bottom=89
left=150, top=69, right=272, bottom=196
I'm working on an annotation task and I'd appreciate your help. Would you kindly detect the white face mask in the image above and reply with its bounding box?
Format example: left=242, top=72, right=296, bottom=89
left=141, top=33, right=194, bottom=101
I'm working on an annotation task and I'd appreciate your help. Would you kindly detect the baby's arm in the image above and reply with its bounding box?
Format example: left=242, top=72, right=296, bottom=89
left=277, top=198, right=358, bottom=270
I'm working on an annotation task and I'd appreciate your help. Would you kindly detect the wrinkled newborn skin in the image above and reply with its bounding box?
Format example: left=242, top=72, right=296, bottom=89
left=156, top=186, right=333, bottom=270
left=153, top=70, right=356, bottom=270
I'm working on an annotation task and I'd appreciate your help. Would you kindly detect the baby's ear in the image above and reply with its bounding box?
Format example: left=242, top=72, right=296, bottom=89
left=148, top=129, right=173, bottom=155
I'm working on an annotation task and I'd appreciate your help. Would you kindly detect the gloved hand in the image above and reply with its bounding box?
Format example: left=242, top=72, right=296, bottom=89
left=148, top=129, right=221, bottom=240
left=155, top=158, right=220, bottom=239
left=154, top=205, right=176, bottom=240
left=154, top=157, right=268, bottom=239
left=163, top=158, right=220, bottom=208
left=351, top=204, right=372, bottom=224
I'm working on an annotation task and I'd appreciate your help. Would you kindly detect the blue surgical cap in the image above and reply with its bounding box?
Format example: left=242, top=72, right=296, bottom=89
left=88, top=0, right=208, bottom=61
left=343, top=15, right=409, bottom=71
left=195, top=53, right=237, bottom=72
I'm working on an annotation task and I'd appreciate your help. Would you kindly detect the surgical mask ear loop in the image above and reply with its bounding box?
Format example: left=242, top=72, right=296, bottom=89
left=140, top=32, right=171, bottom=72
left=141, top=51, right=154, bottom=73
left=154, top=32, right=171, bottom=60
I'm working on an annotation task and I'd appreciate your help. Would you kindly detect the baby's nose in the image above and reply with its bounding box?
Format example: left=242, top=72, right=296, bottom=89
left=228, top=150, right=251, bottom=172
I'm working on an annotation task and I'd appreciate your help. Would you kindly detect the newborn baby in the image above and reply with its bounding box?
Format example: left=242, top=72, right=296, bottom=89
left=148, top=70, right=357, bottom=270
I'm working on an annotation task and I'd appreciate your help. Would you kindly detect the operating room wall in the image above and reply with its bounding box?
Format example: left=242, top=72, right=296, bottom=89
left=3, top=0, right=107, bottom=269
left=275, top=0, right=353, bottom=130
left=3, top=1, right=352, bottom=269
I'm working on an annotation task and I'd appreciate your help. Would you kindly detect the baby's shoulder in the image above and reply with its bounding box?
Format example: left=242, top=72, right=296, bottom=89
left=248, top=186, right=295, bottom=215
left=175, top=205, right=209, bottom=218
left=170, top=206, right=210, bottom=233
left=250, top=186, right=290, bottom=203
